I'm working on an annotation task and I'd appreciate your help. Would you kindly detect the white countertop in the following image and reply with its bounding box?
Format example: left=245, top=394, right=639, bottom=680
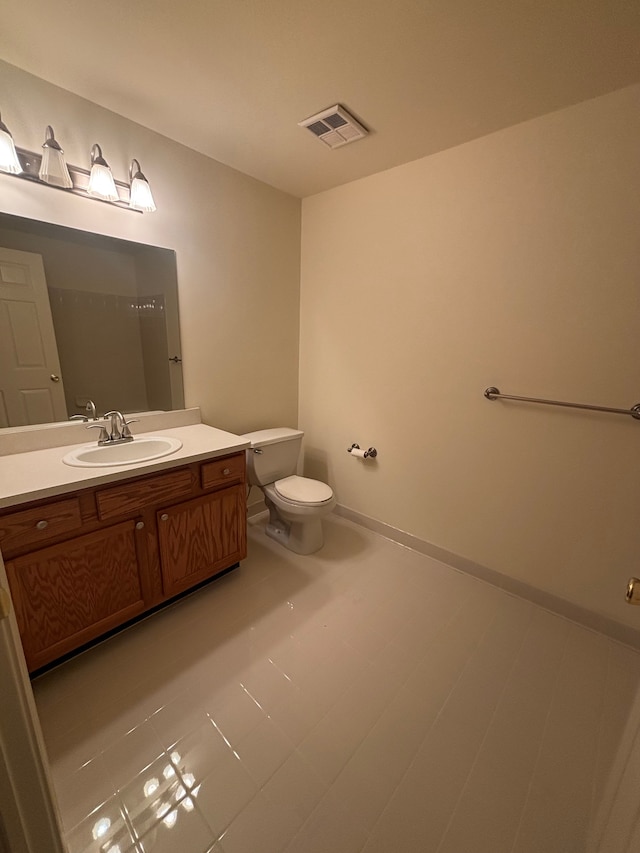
left=0, top=423, right=249, bottom=510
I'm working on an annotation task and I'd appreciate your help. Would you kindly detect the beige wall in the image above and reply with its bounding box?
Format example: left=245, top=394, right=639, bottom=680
left=0, top=61, right=301, bottom=435
left=300, top=84, right=640, bottom=629
left=3, top=61, right=639, bottom=630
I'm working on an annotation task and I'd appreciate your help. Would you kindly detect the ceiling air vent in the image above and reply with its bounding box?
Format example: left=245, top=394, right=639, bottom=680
left=298, top=105, right=368, bottom=149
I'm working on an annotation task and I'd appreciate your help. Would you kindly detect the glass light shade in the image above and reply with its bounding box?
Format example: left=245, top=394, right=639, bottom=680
left=0, top=122, right=22, bottom=174
left=87, top=143, right=118, bottom=201
left=129, top=159, right=156, bottom=212
left=87, top=162, right=118, bottom=200
left=129, top=175, right=156, bottom=211
left=39, top=127, right=73, bottom=188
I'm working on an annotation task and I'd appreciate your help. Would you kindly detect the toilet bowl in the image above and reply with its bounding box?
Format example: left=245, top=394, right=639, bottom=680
left=241, top=428, right=336, bottom=555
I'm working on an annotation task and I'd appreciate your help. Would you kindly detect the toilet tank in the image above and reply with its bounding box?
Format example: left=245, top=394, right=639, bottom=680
left=241, top=428, right=303, bottom=486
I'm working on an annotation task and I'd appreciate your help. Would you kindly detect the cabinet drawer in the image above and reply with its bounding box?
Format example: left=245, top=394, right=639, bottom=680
left=96, top=468, right=193, bottom=520
left=0, top=498, right=82, bottom=554
left=201, top=453, right=245, bottom=490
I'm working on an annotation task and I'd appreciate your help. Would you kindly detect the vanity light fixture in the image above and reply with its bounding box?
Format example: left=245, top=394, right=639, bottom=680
left=38, top=125, right=73, bottom=188
left=128, top=158, right=156, bottom=212
left=87, top=143, right=119, bottom=201
left=0, top=111, right=22, bottom=174
left=0, top=111, right=156, bottom=211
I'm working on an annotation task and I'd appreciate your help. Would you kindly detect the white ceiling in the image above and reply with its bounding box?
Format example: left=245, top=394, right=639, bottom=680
left=1, top=0, right=639, bottom=198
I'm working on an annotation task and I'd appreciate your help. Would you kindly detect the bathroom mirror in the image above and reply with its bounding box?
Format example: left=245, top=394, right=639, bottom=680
left=0, top=212, right=184, bottom=428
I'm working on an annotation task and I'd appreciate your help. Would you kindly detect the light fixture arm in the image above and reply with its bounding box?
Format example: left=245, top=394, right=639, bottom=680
left=90, top=143, right=109, bottom=168
left=42, top=125, right=64, bottom=152
left=129, top=158, right=144, bottom=182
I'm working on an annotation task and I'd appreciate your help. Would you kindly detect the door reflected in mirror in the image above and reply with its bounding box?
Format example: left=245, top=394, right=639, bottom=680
left=0, top=213, right=184, bottom=428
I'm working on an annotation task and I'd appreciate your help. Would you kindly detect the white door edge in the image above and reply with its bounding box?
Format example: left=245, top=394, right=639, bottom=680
left=0, top=553, right=66, bottom=853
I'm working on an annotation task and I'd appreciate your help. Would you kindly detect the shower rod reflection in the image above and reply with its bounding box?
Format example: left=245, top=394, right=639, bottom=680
left=484, top=387, right=640, bottom=420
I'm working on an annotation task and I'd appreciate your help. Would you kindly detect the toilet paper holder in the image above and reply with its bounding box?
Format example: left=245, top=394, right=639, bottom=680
left=348, top=443, right=378, bottom=459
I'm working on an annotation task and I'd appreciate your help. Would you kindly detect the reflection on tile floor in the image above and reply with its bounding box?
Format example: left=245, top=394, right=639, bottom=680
left=33, top=515, right=640, bottom=852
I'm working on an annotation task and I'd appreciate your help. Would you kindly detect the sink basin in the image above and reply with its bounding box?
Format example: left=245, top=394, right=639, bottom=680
left=63, top=436, right=183, bottom=468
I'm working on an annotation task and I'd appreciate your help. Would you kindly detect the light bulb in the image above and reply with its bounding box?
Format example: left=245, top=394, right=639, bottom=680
left=129, top=158, right=156, bottom=212
left=87, top=143, right=118, bottom=201
left=0, top=113, right=22, bottom=174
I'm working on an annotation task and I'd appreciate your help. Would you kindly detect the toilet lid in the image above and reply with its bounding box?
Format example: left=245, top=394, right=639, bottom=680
left=274, top=475, right=333, bottom=504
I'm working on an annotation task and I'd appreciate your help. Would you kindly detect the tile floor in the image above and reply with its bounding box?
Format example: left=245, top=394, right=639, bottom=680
left=33, top=514, right=640, bottom=853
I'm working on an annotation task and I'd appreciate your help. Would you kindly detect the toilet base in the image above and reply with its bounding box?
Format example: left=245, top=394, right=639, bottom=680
left=264, top=500, right=325, bottom=555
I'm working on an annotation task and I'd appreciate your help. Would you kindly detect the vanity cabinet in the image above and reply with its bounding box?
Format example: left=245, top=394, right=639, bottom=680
left=157, top=485, right=245, bottom=597
left=0, top=452, right=246, bottom=672
left=7, top=522, right=147, bottom=671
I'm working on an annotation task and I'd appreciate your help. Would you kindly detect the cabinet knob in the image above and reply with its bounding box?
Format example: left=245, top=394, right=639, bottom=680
left=135, top=521, right=145, bottom=530
left=35, top=520, right=48, bottom=531
left=223, top=468, right=230, bottom=476
left=160, top=513, right=169, bottom=521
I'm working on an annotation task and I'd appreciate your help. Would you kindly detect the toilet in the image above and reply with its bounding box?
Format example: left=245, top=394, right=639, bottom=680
left=242, top=427, right=336, bottom=555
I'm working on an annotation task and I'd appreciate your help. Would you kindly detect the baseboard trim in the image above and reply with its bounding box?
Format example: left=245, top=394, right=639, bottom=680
left=335, top=504, right=640, bottom=650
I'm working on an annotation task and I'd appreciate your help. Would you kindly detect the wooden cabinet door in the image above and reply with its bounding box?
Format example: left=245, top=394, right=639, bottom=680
left=157, top=485, right=246, bottom=598
left=6, top=521, right=146, bottom=671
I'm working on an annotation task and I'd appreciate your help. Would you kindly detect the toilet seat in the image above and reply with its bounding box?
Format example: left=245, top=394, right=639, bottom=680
left=274, top=475, right=333, bottom=506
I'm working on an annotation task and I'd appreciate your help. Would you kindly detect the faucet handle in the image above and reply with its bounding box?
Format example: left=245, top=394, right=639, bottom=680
left=70, top=414, right=88, bottom=422
left=121, top=418, right=139, bottom=439
left=86, top=423, right=110, bottom=444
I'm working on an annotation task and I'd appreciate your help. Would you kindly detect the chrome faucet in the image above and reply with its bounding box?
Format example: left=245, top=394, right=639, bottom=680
left=98, top=411, right=138, bottom=444
left=86, top=410, right=139, bottom=445
left=104, top=410, right=125, bottom=441
left=70, top=399, right=98, bottom=422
